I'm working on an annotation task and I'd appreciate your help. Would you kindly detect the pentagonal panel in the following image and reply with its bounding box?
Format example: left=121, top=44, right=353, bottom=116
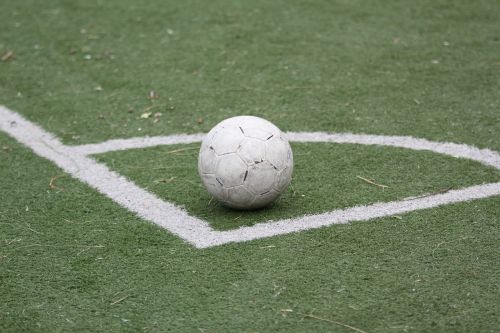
left=266, top=137, right=291, bottom=170
left=200, top=173, right=227, bottom=201
left=250, top=189, right=281, bottom=209
left=211, top=127, right=245, bottom=155
left=226, top=186, right=256, bottom=209
left=215, top=154, right=248, bottom=188
left=198, top=145, right=218, bottom=174
left=245, top=161, right=279, bottom=195
left=237, top=137, right=267, bottom=165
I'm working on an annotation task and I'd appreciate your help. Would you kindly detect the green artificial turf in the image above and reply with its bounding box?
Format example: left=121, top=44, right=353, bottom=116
left=1, top=132, right=499, bottom=332
left=96, top=142, right=500, bottom=230
left=1, top=0, right=499, bottom=332
left=1, top=0, right=499, bottom=149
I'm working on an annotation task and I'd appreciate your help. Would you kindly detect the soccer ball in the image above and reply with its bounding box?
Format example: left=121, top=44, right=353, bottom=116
left=198, top=116, right=293, bottom=210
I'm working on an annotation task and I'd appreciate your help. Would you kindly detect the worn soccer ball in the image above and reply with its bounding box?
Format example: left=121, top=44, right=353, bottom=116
left=198, top=116, right=293, bottom=210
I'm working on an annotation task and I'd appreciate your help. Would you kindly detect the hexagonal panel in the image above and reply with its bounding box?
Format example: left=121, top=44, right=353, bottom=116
left=237, top=137, right=267, bottom=165
left=245, top=161, right=279, bottom=195
left=242, top=127, right=274, bottom=141
left=215, top=154, right=248, bottom=188
left=266, top=137, right=291, bottom=170
left=226, top=186, right=256, bottom=209
left=211, top=127, right=245, bottom=155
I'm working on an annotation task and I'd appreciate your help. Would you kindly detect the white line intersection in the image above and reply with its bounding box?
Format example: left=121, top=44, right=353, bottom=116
left=1, top=106, right=499, bottom=248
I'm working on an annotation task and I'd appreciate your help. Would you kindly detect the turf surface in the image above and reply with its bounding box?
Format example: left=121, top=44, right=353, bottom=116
left=1, top=0, right=499, bottom=332
left=96, top=142, right=500, bottom=230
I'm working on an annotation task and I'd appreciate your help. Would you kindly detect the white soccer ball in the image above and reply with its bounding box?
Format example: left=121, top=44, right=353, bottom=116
left=198, top=116, right=293, bottom=210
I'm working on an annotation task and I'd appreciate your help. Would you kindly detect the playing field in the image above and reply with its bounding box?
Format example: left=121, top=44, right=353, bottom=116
left=1, top=0, right=499, bottom=332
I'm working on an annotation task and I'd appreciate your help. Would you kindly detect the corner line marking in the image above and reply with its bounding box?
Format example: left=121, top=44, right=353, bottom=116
left=1, top=105, right=499, bottom=248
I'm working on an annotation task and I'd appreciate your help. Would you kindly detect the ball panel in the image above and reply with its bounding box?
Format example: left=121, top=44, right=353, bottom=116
left=201, top=127, right=217, bottom=147
left=242, top=127, right=275, bottom=141
left=226, top=186, right=256, bottom=209
left=220, top=115, right=280, bottom=133
left=265, top=137, right=291, bottom=170
left=274, top=166, right=293, bottom=192
left=198, top=145, right=218, bottom=174
left=200, top=173, right=227, bottom=201
left=215, top=154, right=248, bottom=188
left=211, top=127, right=244, bottom=155
left=245, top=161, right=279, bottom=195
left=287, top=145, right=293, bottom=164
left=237, top=137, right=266, bottom=166
left=214, top=116, right=248, bottom=128
left=250, top=189, right=281, bottom=209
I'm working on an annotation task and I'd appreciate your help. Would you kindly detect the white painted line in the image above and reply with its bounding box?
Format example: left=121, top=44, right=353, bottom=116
left=70, top=131, right=500, bottom=170
left=0, top=106, right=218, bottom=247
left=1, top=105, right=499, bottom=248
left=286, top=132, right=500, bottom=170
left=212, top=182, right=500, bottom=247
left=71, top=134, right=205, bottom=156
